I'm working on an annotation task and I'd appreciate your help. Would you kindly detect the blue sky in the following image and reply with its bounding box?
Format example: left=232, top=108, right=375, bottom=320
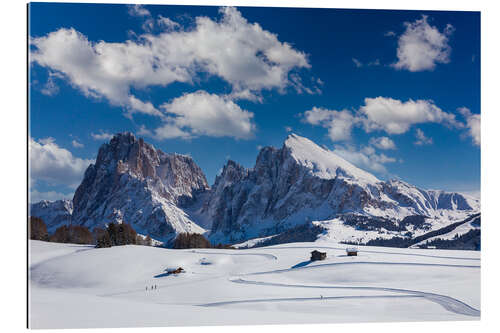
left=28, top=3, right=480, bottom=202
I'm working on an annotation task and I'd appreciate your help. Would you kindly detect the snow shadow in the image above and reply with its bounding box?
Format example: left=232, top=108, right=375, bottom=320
left=291, top=260, right=313, bottom=269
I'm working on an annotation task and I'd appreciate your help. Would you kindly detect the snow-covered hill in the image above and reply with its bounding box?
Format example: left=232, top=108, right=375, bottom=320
left=29, top=240, right=480, bottom=328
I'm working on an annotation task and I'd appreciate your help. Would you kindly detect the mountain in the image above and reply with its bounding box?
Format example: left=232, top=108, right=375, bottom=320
left=29, top=199, right=73, bottom=233
left=70, top=132, right=209, bottom=241
left=30, top=132, right=479, bottom=248
left=202, top=134, right=479, bottom=243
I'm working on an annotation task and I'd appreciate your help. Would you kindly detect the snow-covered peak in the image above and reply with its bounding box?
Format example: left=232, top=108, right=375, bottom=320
left=284, top=134, right=380, bottom=183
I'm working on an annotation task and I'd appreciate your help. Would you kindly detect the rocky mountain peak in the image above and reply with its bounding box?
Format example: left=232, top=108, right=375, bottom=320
left=71, top=132, right=209, bottom=241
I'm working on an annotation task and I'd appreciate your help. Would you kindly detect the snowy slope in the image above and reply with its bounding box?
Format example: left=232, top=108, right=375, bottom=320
left=285, top=134, right=380, bottom=183
left=414, top=215, right=481, bottom=247
left=29, top=240, right=480, bottom=328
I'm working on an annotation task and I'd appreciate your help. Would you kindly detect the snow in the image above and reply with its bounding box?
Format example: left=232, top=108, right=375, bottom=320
left=285, top=134, right=380, bottom=184
left=414, top=217, right=480, bottom=246
left=29, top=240, right=480, bottom=328
left=314, top=218, right=403, bottom=243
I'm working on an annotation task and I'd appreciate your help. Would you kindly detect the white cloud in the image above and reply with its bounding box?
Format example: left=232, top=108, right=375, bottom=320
left=128, top=4, right=151, bottom=17
left=352, top=58, right=363, bottom=68
left=333, top=144, right=396, bottom=174
left=302, top=107, right=361, bottom=142
left=159, top=91, right=255, bottom=139
left=157, top=15, right=180, bottom=31
left=458, top=107, right=480, bottom=146
left=138, top=123, right=190, bottom=140
left=369, top=136, right=396, bottom=150
left=40, top=72, right=63, bottom=96
left=71, top=139, right=84, bottom=148
left=360, top=97, right=459, bottom=134
left=91, top=131, right=114, bottom=141
left=414, top=128, right=433, bottom=145
left=352, top=58, right=380, bottom=68
left=30, top=189, right=73, bottom=203
left=285, top=126, right=292, bottom=132
left=393, top=15, right=454, bottom=72
left=302, top=97, right=463, bottom=144
left=29, top=137, right=94, bottom=188
left=385, top=31, right=396, bottom=37
left=30, top=7, right=311, bottom=122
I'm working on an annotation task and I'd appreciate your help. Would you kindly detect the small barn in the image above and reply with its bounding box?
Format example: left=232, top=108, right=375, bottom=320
left=310, top=250, right=327, bottom=261
left=346, top=247, right=358, bottom=256
left=168, top=267, right=184, bottom=274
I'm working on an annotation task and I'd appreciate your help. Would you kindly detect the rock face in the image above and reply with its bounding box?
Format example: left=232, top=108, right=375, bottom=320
left=203, top=134, right=480, bottom=243
left=71, top=132, right=209, bottom=241
left=29, top=199, right=73, bottom=233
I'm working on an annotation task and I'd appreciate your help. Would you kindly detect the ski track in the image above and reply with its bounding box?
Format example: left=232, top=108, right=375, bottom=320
left=225, top=278, right=480, bottom=317
left=200, top=294, right=423, bottom=306
left=189, top=250, right=277, bottom=260
left=247, top=261, right=480, bottom=276
left=253, top=245, right=480, bottom=261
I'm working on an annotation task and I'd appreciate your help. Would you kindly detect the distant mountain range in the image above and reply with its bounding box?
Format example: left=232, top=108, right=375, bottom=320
left=29, top=132, right=480, bottom=249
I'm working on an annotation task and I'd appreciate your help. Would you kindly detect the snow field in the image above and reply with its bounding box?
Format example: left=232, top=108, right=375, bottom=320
left=29, top=240, right=480, bottom=328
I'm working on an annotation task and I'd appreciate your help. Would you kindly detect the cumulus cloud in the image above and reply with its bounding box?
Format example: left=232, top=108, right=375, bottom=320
left=359, top=97, right=459, bottom=134
left=302, top=97, right=464, bottom=145
left=393, top=15, right=454, bottom=72
left=157, top=91, right=255, bottom=139
left=29, top=137, right=94, bottom=188
left=71, top=139, right=84, bottom=148
left=157, top=15, right=180, bottom=31
left=138, top=123, right=190, bottom=140
left=458, top=107, right=480, bottom=146
left=91, top=131, right=114, bottom=141
left=30, top=7, right=312, bottom=124
left=302, top=107, right=361, bottom=142
left=333, top=145, right=397, bottom=174
left=414, top=128, right=433, bottom=145
left=369, top=136, right=396, bottom=150
left=30, top=189, right=73, bottom=203
left=128, top=4, right=151, bottom=17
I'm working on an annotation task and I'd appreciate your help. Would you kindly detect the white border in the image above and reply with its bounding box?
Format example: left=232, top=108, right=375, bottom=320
left=1, top=0, right=498, bottom=332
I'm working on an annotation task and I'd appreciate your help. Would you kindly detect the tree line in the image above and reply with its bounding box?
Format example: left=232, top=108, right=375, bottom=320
left=29, top=216, right=153, bottom=247
left=29, top=217, right=232, bottom=249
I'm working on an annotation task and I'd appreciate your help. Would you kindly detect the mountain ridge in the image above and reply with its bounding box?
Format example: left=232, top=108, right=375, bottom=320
left=30, top=132, right=480, bottom=246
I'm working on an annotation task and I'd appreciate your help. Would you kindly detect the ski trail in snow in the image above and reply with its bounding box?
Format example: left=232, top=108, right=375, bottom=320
left=189, top=250, right=277, bottom=260
left=228, top=278, right=480, bottom=317
left=247, top=261, right=479, bottom=276
left=253, top=245, right=480, bottom=261
left=200, top=294, right=423, bottom=307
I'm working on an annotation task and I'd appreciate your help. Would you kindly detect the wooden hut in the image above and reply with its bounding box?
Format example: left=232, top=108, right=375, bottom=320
left=346, top=247, right=358, bottom=256
left=310, top=250, right=327, bottom=261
